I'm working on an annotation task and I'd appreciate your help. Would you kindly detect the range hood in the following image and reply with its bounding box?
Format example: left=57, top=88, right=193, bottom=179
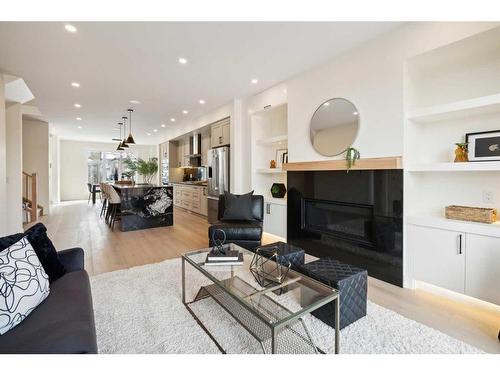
left=184, top=134, right=202, bottom=167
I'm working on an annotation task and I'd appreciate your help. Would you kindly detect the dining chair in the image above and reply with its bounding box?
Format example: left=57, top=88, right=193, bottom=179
left=107, top=185, right=122, bottom=231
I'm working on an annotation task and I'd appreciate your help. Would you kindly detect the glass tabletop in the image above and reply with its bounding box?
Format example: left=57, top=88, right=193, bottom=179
left=183, top=244, right=339, bottom=328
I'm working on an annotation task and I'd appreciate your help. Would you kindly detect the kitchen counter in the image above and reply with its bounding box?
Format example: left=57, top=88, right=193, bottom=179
left=169, top=181, right=207, bottom=187
left=112, top=184, right=173, bottom=231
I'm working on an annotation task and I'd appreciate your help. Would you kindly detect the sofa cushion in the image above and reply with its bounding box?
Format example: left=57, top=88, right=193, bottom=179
left=0, top=270, right=97, bottom=353
left=209, top=221, right=263, bottom=241
left=0, top=237, right=50, bottom=335
left=221, top=191, right=255, bottom=221
left=23, top=224, right=66, bottom=282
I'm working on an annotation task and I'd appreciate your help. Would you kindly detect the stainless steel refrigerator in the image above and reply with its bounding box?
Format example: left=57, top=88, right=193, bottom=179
left=207, top=146, right=230, bottom=223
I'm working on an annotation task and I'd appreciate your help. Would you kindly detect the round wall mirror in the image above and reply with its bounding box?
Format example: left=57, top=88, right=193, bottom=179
left=310, top=98, right=360, bottom=156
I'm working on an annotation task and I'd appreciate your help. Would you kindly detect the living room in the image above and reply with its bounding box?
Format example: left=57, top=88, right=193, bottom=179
left=1, top=0, right=499, bottom=372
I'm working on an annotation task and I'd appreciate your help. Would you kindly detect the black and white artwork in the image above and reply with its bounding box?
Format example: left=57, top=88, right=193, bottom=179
left=466, top=130, right=500, bottom=162
left=0, top=237, right=50, bottom=335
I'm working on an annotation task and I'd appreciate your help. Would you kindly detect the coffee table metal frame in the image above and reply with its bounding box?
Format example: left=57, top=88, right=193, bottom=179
left=181, top=247, right=340, bottom=354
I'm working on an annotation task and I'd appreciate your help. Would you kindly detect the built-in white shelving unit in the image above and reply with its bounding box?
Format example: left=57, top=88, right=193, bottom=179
left=403, top=27, right=500, bottom=303
left=250, top=102, right=288, bottom=239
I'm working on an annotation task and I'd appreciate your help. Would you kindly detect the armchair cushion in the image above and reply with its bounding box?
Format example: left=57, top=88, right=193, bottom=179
left=209, top=221, right=263, bottom=242
left=221, top=191, right=255, bottom=221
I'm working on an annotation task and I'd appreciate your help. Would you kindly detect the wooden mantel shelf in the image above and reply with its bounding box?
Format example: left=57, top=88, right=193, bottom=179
left=282, top=156, right=402, bottom=171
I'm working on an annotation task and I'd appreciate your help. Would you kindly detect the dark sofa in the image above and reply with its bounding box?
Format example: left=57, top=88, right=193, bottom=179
left=0, top=247, right=98, bottom=354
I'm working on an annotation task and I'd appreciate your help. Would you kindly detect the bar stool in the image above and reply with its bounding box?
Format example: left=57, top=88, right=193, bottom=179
left=100, top=183, right=109, bottom=218
left=107, top=185, right=121, bottom=231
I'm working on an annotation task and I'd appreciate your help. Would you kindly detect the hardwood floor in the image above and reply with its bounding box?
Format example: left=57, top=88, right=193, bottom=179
left=40, top=201, right=500, bottom=353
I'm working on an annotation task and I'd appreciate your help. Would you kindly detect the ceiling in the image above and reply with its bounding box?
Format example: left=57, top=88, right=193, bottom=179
left=0, top=22, right=403, bottom=145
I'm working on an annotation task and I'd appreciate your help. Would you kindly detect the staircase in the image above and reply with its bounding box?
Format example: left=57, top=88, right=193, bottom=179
left=22, top=172, right=43, bottom=223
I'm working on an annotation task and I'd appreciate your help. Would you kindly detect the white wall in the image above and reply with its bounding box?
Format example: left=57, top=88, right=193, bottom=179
left=5, top=103, right=23, bottom=233
left=59, top=139, right=157, bottom=201
left=22, top=119, right=50, bottom=214
left=0, top=74, right=7, bottom=236
left=286, top=22, right=499, bottom=163
left=49, top=130, right=60, bottom=205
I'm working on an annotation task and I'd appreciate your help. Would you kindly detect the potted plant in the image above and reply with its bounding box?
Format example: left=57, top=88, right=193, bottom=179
left=345, top=147, right=360, bottom=172
left=123, top=157, right=159, bottom=185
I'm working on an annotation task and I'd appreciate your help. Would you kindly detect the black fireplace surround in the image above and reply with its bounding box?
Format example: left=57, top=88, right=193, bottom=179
left=287, top=169, right=403, bottom=286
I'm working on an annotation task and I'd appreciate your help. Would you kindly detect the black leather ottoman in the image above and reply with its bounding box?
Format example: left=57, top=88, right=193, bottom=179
left=299, top=258, right=367, bottom=330
left=257, top=241, right=305, bottom=270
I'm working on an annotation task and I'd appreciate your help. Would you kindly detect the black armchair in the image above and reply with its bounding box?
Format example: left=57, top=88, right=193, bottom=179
left=208, top=194, right=264, bottom=251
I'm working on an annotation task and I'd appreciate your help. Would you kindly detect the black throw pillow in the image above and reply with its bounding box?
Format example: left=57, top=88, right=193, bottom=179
left=23, top=223, right=66, bottom=282
left=0, top=233, right=24, bottom=251
left=222, top=191, right=255, bottom=221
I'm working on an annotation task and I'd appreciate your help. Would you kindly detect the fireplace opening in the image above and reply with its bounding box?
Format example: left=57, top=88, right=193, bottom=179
left=302, top=199, right=374, bottom=247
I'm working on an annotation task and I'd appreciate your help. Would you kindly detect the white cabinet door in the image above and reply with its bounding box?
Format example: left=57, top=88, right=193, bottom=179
left=263, top=202, right=287, bottom=239
left=408, top=224, right=465, bottom=293
left=211, top=125, right=222, bottom=148
left=222, top=122, right=230, bottom=145
left=465, top=233, right=500, bottom=305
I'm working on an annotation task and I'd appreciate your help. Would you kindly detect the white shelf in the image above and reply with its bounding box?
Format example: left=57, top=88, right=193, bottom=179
left=256, top=134, right=288, bottom=146
left=255, top=168, right=286, bottom=174
left=407, top=93, right=500, bottom=124
left=406, top=214, right=500, bottom=238
left=406, top=161, right=500, bottom=172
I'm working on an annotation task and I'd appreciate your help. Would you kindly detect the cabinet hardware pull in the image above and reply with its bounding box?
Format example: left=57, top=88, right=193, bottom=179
left=458, top=234, right=463, bottom=254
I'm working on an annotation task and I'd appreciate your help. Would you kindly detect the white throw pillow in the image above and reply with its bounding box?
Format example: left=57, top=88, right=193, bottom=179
left=0, top=236, right=50, bottom=335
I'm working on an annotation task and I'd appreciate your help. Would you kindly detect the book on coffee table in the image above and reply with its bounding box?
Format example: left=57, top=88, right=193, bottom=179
left=205, top=252, right=244, bottom=266
left=207, top=247, right=240, bottom=261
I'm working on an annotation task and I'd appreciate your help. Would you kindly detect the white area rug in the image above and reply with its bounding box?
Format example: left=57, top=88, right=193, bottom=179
left=90, top=258, right=482, bottom=354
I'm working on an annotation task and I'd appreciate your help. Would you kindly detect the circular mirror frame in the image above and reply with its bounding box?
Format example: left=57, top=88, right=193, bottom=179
left=309, top=97, right=360, bottom=157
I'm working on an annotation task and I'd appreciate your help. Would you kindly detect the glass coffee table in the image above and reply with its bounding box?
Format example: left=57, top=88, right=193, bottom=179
left=182, top=244, right=340, bottom=354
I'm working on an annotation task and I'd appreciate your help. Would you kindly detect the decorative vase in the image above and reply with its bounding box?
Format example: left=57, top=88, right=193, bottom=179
left=454, top=143, right=468, bottom=162
left=270, top=183, right=287, bottom=198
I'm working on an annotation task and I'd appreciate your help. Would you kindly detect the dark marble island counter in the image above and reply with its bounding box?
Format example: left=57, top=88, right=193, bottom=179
left=112, top=184, right=173, bottom=232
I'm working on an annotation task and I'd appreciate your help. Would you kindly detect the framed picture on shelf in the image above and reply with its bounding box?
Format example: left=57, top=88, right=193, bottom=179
left=466, top=130, right=500, bottom=162
left=276, top=149, right=288, bottom=169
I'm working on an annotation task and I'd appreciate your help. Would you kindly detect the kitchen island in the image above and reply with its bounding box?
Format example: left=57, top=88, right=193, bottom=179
left=112, top=184, right=173, bottom=231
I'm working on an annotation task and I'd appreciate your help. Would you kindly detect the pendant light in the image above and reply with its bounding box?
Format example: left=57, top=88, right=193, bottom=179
left=125, top=108, right=136, bottom=144
left=121, top=116, right=129, bottom=148
left=116, top=122, right=124, bottom=151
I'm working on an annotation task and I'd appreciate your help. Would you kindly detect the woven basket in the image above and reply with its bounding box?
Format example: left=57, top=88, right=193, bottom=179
left=445, top=205, right=497, bottom=224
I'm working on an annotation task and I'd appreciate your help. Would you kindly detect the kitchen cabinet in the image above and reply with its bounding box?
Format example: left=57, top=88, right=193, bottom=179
left=172, top=184, right=207, bottom=216
left=408, top=225, right=465, bottom=294
left=211, top=120, right=230, bottom=147
left=465, top=233, right=500, bottom=305
left=263, top=201, right=287, bottom=239
left=201, top=132, right=211, bottom=166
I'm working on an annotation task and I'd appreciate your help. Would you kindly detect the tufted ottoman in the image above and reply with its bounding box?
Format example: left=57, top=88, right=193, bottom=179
left=257, top=241, right=305, bottom=270
left=299, top=257, right=367, bottom=330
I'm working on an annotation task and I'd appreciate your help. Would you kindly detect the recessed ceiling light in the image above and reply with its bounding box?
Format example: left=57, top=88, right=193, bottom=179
left=323, top=102, right=330, bottom=106
left=170, top=118, right=176, bottom=122
left=76, top=117, right=82, bottom=121
left=182, top=110, right=189, bottom=115
left=153, top=129, right=158, bottom=133
left=64, top=24, right=77, bottom=33
left=74, top=103, right=81, bottom=108
left=199, top=99, right=205, bottom=105
left=147, top=133, right=151, bottom=136
left=71, top=82, right=80, bottom=88
left=178, top=57, right=188, bottom=64
left=251, top=79, right=258, bottom=84
left=161, top=124, right=166, bottom=128
left=129, top=100, right=141, bottom=104
left=77, top=126, right=82, bottom=129
left=353, top=111, right=359, bottom=115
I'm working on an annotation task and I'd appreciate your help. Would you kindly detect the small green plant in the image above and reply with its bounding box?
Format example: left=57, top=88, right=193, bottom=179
left=345, top=147, right=360, bottom=172
left=123, top=157, right=158, bottom=184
